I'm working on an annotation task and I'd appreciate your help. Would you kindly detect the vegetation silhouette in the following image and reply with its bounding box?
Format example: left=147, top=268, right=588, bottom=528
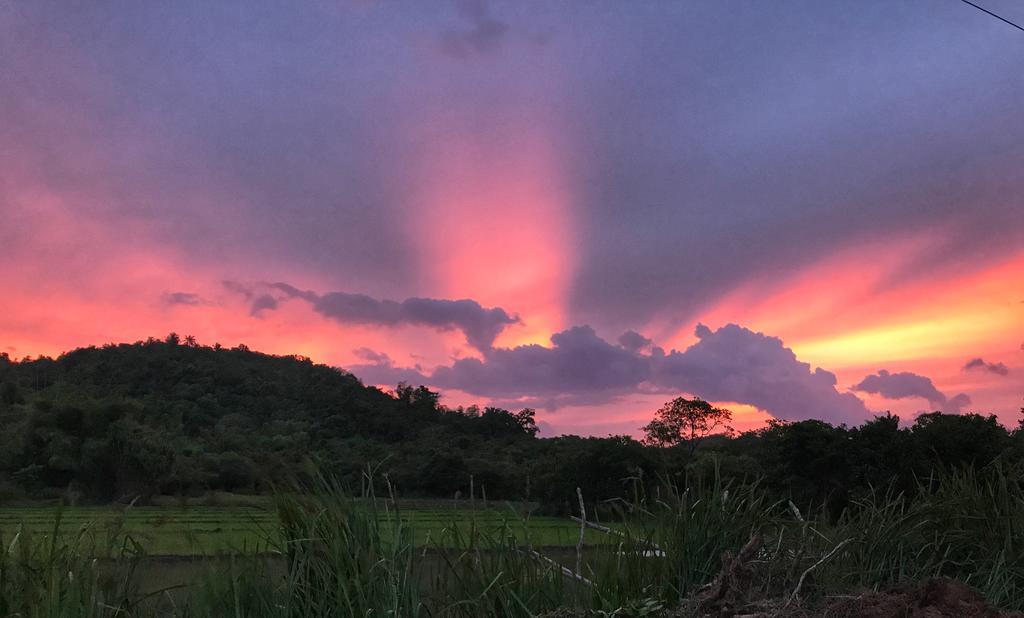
left=0, top=335, right=1021, bottom=520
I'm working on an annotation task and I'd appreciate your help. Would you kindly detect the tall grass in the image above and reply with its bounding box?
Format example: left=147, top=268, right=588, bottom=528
left=1, top=461, right=1022, bottom=616
left=815, top=462, right=1024, bottom=607
left=0, top=504, right=153, bottom=618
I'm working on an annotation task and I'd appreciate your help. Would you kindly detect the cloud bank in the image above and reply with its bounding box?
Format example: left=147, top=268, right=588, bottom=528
left=653, top=324, right=869, bottom=425
left=350, top=323, right=873, bottom=425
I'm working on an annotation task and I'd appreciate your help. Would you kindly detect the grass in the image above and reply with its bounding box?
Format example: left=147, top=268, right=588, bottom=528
left=0, top=461, right=1021, bottom=616
left=0, top=502, right=613, bottom=555
left=0, top=506, right=276, bottom=555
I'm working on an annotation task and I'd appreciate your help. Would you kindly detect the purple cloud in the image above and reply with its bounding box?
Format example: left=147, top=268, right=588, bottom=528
left=651, top=324, right=869, bottom=425
left=963, top=357, right=1009, bottom=376
left=347, top=322, right=872, bottom=424
left=249, top=294, right=279, bottom=315
left=618, top=330, right=653, bottom=353
left=345, top=346, right=431, bottom=388
left=353, top=347, right=392, bottom=365
left=853, top=369, right=971, bottom=413
left=229, top=282, right=518, bottom=352
left=432, top=325, right=649, bottom=403
left=162, top=292, right=204, bottom=306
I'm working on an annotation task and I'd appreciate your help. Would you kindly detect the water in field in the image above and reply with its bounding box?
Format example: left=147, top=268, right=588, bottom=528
left=119, top=546, right=595, bottom=602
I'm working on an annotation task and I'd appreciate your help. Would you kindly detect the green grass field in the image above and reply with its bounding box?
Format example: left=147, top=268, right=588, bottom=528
left=0, top=501, right=615, bottom=556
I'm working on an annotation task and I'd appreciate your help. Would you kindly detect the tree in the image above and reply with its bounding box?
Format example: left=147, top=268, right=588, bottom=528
left=394, top=383, right=441, bottom=416
left=642, top=397, right=732, bottom=453
left=475, top=407, right=538, bottom=438
left=0, top=381, right=20, bottom=406
left=910, top=412, right=1009, bottom=470
left=758, top=419, right=852, bottom=516
left=513, top=408, right=539, bottom=437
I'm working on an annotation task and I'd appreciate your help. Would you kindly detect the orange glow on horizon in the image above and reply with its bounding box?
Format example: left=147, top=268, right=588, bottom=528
left=659, top=230, right=1022, bottom=368
left=789, top=254, right=1023, bottom=368
left=650, top=231, right=1023, bottom=425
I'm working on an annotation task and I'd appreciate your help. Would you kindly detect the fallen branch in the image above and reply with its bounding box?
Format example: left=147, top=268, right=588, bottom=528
left=569, top=516, right=665, bottom=552
left=521, top=549, right=593, bottom=587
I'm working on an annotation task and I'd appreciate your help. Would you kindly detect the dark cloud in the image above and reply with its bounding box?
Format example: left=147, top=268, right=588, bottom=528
left=222, top=281, right=255, bottom=301
left=347, top=362, right=431, bottom=390
left=438, top=0, right=509, bottom=59
left=853, top=369, right=971, bottom=413
left=947, top=393, right=972, bottom=414
left=431, top=325, right=649, bottom=404
left=228, top=282, right=518, bottom=351
left=249, top=294, right=279, bottom=316
left=853, top=369, right=945, bottom=403
left=162, top=292, right=204, bottom=306
left=352, top=347, right=392, bottom=365
left=963, top=357, right=1009, bottom=376
left=348, top=322, right=872, bottom=423
left=346, top=348, right=431, bottom=390
left=618, top=330, right=653, bottom=353
left=651, top=324, right=869, bottom=425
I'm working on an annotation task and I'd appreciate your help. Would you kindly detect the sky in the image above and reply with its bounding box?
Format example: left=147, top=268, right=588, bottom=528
left=2, top=0, right=1022, bottom=436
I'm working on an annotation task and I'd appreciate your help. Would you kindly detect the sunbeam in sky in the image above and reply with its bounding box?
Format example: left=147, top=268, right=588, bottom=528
left=2, top=1, right=1022, bottom=435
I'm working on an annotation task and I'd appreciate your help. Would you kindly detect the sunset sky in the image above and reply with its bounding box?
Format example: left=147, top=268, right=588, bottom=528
left=2, top=1, right=1022, bottom=436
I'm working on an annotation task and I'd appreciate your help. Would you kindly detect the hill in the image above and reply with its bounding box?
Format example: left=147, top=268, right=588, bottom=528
left=0, top=335, right=541, bottom=502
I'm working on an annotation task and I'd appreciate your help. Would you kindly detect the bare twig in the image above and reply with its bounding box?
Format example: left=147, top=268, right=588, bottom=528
left=784, top=538, right=853, bottom=609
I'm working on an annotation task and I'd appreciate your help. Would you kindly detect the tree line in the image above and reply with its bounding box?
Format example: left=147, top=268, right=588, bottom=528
left=1, top=335, right=1021, bottom=515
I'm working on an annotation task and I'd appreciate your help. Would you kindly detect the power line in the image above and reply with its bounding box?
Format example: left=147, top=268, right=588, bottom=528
left=958, top=0, right=1024, bottom=33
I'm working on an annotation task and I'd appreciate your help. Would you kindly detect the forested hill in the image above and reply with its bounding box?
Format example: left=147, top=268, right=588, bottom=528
left=0, top=336, right=542, bottom=502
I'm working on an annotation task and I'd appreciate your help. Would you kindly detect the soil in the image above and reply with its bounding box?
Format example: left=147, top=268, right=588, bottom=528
left=821, top=578, right=1024, bottom=618
left=681, top=577, right=1024, bottom=618
left=536, top=577, right=1024, bottom=617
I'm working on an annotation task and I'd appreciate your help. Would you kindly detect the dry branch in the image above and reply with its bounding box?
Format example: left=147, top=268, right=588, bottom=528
left=521, top=549, right=594, bottom=587
left=784, top=537, right=853, bottom=609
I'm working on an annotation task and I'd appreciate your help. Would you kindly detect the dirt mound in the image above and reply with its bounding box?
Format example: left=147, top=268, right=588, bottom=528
left=537, top=578, right=1023, bottom=617
left=538, top=535, right=1023, bottom=618
left=823, top=578, right=1022, bottom=618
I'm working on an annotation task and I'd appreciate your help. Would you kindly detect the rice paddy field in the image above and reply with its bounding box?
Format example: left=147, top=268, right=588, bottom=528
left=0, top=500, right=613, bottom=556
left=1, top=467, right=1022, bottom=616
